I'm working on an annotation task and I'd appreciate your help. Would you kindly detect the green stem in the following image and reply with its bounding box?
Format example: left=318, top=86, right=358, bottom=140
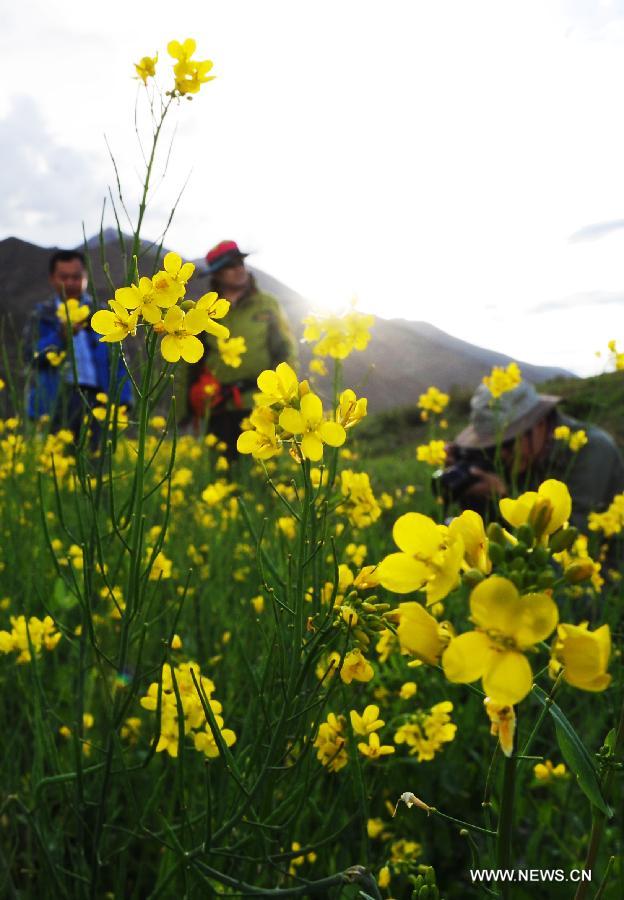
left=573, top=697, right=624, bottom=900
left=496, top=753, right=517, bottom=898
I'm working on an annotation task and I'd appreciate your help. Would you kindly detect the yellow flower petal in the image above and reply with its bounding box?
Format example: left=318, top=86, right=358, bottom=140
left=392, top=513, right=442, bottom=557
left=482, top=650, right=533, bottom=706
left=442, top=631, right=492, bottom=684
left=397, top=601, right=445, bottom=664
left=161, top=334, right=181, bottom=362
left=319, top=420, right=346, bottom=447
left=301, top=432, right=324, bottom=461
left=163, top=251, right=181, bottom=275
left=499, top=492, right=538, bottom=528
left=300, top=391, right=323, bottom=424
left=279, top=408, right=305, bottom=434
left=179, top=334, right=204, bottom=363
left=377, top=552, right=430, bottom=594
left=538, top=480, right=572, bottom=535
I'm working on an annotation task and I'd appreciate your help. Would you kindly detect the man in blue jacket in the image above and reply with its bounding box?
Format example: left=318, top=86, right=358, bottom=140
left=24, top=249, right=132, bottom=438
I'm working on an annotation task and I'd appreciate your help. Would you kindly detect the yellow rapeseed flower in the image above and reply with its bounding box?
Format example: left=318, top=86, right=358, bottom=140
left=91, top=300, right=139, bottom=343
left=550, top=622, right=611, bottom=692
left=340, top=648, right=374, bottom=684
left=56, top=298, right=90, bottom=326
left=158, top=306, right=209, bottom=363
left=442, top=575, right=559, bottom=705
left=135, top=53, right=158, bottom=84
left=279, top=392, right=346, bottom=461
left=336, top=389, right=367, bottom=429
left=396, top=601, right=449, bottom=664
left=416, top=440, right=446, bottom=467
left=534, top=759, right=568, bottom=782
left=499, top=479, right=571, bottom=541
left=448, top=509, right=491, bottom=574
left=358, top=732, right=395, bottom=759
left=377, top=512, right=464, bottom=605
left=350, top=705, right=385, bottom=736
left=418, top=385, right=449, bottom=414
left=482, top=362, right=522, bottom=399
left=218, top=336, right=247, bottom=368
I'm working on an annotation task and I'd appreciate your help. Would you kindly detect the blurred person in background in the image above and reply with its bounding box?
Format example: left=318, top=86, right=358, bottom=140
left=185, top=240, right=297, bottom=456
left=23, top=249, right=132, bottom=439
left=439, top=380, right=624, bottom=530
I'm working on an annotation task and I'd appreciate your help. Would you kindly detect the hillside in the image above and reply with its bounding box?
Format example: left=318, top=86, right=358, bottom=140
left=354, top=370, right=624, bottom=483
left=0, top=234, right=571, bottom=412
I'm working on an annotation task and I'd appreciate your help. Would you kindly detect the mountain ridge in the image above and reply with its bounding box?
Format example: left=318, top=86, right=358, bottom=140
left=0, top=233, right=572, bottom=411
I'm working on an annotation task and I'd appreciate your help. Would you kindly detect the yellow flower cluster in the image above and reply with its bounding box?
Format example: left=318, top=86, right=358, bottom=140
left=553, top=533, right=603, bottom=591
left=350, top=704, right=395, bottom=758
left=314, top=712, right=348, bottom=772
left=302, top=311, right=374, bottom=359
left=376, top=480, right=613, bottom=707
left=237, top=363, right=361, bottom=462
left=416, top=439, right=447, bottom=467
left=288, top=842, right=317, bottom=876
left=417, top=385, right=449, bottom=416
left=140, top=662, right=236, bottom=759
left=534, top=759, right=568, bottom=782
left=482, top=361, right=522, bottom=399
left=217, top=335, right=247, bottom=368
left=553, top=425, right=588, bottom=453
left=169, top=39, right=216, bottom=96
left=0, top=615, right=61, bottom=663
left=135, top=39, right=216, bottom=97
left=393, top=701, right=456, bottom=761
left=340, top=470, right=381, bottom=528
left=588, top=492, right=624, bottom=537
left=91, top=254, right=230, bottom=365
left=56, top=298, right=90, bottom=326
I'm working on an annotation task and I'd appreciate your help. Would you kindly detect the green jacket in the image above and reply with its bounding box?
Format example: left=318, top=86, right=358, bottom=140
left=181, top=289, right=298, bottom=416
left=530, top=412, right=624, bottom=530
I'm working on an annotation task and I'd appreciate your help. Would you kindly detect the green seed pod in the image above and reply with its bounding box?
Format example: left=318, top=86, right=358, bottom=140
left=179, top=299, right=195, bottom=312
left=516, top=524, right=534, bottom=546
left=532, top=547, right=551, bottom=567
left=487, top=522, right=506, bottom=544
left=488, top=542, right=504, bottom=565
left=537, top=569, right=556, bottom=589
left=509, top=571, right=524, bottom=590
left=549, top=527, right=579, bottom=553
left=462, top=568, right=485, bottom=588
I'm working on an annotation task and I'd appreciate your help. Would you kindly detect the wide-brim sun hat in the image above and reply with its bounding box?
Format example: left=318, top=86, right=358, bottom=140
left=454, top=380, right=561, bottom=449
left=205, top=240, right=249, bottom=274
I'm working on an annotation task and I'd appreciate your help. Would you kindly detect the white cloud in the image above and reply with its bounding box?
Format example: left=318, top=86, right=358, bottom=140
left=1, top=0, right=624, bottom=374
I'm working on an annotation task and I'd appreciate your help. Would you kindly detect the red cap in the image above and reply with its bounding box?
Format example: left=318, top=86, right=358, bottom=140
left=205, top=240, right=248, bottom=272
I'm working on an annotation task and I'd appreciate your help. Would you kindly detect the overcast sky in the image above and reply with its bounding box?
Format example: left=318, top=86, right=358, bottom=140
left=2, top=0, right=623, bottom=375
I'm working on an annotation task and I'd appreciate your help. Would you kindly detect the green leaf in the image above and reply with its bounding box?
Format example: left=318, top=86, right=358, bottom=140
left=533, top=685, right=612, bottom=817
left=603, top=728, right=616, bottom=754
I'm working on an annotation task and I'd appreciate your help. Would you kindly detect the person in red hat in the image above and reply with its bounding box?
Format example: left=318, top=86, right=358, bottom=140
left=185, top=240, right=297, bottom=454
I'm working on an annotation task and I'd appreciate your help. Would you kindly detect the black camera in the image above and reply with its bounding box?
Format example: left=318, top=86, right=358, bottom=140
left=432, top=447, right=495, bottom=503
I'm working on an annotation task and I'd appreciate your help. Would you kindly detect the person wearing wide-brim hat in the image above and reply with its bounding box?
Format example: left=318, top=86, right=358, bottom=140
left=447, top=379, right=624, bottom=529
left=183, top=240, right=298, bottom=455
